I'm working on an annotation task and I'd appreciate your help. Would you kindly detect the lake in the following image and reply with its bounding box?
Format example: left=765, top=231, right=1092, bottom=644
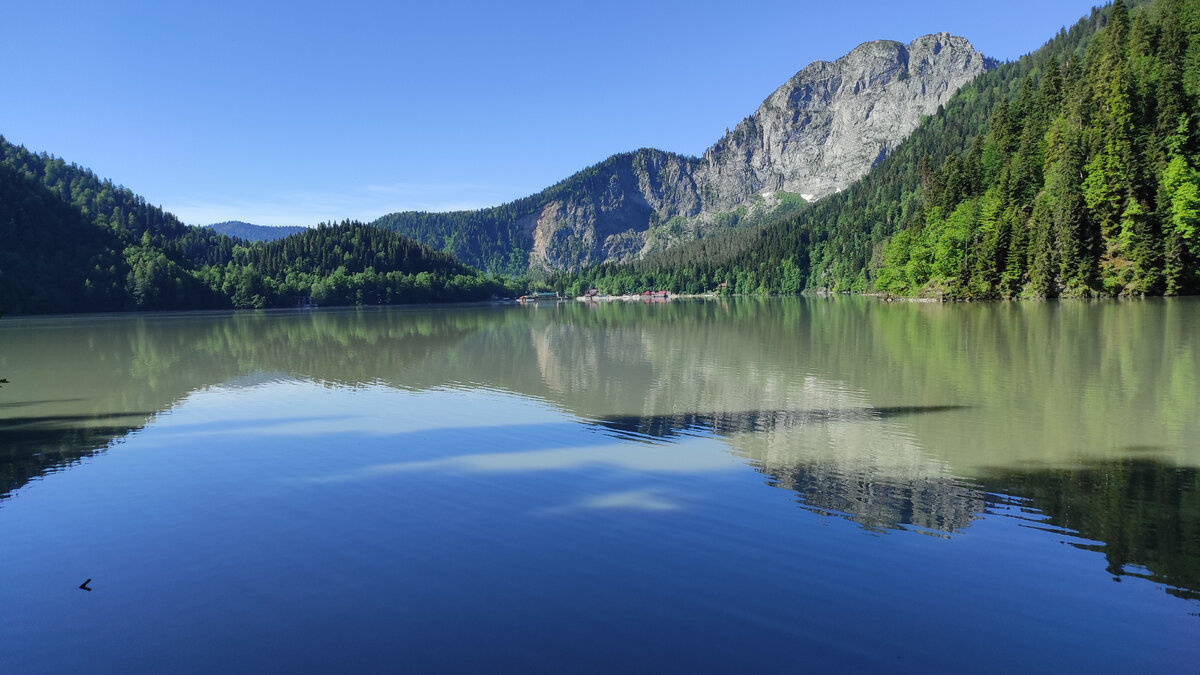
left=1, top=297, right=1197, bottom=672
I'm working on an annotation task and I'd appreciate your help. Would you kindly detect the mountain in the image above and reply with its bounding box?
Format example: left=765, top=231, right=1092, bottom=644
left=374, top=34, right=993, bottom=275
left=205, top=221, right=306, bottom=242
left=556, top=0, right=1194, bottom=299
left=699, top=33, right=993, bottom=207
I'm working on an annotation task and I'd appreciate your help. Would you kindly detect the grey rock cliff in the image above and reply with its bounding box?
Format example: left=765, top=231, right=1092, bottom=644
left=376, top=34, right=993, bottom=274
left=522, top=33, right=990, bottom=273
left=698, top=33, right=989, bottom=207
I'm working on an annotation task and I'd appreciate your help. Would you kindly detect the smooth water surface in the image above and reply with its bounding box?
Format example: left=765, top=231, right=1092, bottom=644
left=1, top=298, right=1198, bottom=672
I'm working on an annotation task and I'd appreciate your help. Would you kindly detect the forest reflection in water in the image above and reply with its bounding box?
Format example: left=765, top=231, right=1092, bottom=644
left=1, top=298, right=1198, bottom=607
left=588, top=405, right=1200, bottom=601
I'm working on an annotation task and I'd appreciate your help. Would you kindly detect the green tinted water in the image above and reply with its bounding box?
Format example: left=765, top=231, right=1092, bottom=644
left=1, top=298, right=1197, bottom=672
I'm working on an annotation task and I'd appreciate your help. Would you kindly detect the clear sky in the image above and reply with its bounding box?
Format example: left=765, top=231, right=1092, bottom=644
left=2, top=0, right=1102, bottom=227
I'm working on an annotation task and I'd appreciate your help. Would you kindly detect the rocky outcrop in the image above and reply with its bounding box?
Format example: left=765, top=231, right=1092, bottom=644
left=520, top=33, right=991, bottom=273
left=697, top=33, right=990, bottom=208
left=378, top=34, right=994, bottom=274
left=525, top=151, right=699, bottom=271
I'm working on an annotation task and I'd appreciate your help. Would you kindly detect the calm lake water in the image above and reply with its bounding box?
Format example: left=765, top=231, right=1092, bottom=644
left=1, top=297, right=1197, bottom=672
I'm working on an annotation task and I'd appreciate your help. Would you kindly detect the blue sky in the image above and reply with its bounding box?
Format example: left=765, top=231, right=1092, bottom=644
left=2, top=0, right=1101, bottom=227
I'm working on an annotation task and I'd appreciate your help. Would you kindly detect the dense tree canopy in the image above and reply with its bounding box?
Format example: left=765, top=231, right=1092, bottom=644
left=875, top=0, right=1200, bottom=298
left=0, top=139, right=515, bottom=314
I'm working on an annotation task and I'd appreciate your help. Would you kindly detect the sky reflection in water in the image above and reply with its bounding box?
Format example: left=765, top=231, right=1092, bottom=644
left=1, top=299, right=1198, bottom=673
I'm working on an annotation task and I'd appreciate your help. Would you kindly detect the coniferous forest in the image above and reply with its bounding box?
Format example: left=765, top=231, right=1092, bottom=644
left=877, top=0, right=1200, bottom=298
left=0, top=138, right=516, bottom=314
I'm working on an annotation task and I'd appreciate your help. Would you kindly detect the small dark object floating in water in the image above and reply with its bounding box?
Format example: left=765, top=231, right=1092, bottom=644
left=79, top=579, right=92, bottom=591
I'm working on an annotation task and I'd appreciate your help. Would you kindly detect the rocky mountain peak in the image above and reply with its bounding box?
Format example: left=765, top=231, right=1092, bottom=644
left=377, top=34, right=995, bottom=275
left=698, top=34, right=991, bottom=209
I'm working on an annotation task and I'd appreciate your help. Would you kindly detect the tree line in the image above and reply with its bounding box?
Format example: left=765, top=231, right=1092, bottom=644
left=0, top=138, right=517, bottom=314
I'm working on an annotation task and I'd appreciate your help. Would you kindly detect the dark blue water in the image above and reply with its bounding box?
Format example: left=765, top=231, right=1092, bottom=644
left=1, top=299, right=1197, bottom=672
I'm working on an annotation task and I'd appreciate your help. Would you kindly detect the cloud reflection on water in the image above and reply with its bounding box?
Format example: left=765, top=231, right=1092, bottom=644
left=542, top=489, right=683, bottom=514
left=305, top=436, right=741, bottom=484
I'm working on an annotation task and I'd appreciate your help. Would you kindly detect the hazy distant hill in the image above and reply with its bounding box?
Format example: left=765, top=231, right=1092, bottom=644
left=205, top=221, right=305, bottom=242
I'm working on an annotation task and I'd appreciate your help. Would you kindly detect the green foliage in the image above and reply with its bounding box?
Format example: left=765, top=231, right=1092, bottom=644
left=0, top=139, right=517, bottom=314
left=199, top=221, right=518, bottom=308
left=870, top=0, right=1195, bottom=298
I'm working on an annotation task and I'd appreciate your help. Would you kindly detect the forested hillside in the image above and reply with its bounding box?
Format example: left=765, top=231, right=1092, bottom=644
left=0, top=140, right=231, bottom=313
left=553, top=0, right=1193, bottom=299
left=878, top=0, right=1199, bottom=297
left=0, top=138, right=513, bottom=314
left=371, top=157, right=593, bottom=276
left=203, top=222, right=514, bottom=308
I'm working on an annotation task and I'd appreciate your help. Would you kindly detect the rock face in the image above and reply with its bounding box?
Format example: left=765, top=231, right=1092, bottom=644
left=523, top=150, right=703, bottom=272
left=697, top=33, right=990, bottom=209
left=377, top=34, right=993, bottom=274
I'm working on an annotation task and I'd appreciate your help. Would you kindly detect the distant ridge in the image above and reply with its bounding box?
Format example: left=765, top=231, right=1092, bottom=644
left=374, top=33, right=993, bottom=275
left=205, top=221, right=305, bottom=242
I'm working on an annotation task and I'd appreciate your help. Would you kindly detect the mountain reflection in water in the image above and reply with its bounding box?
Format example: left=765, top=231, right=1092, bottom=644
left=592, top=406, right=980, bottom=535
left=592, top=405, right=967, bottom=441
left=586, top=405, right=1200, bottom=599
left=0, top=412, right=154, bottom=500
left=590, top=406, right=980, bottom=532
left=763, top=453, right=1200, bottom=600
left=1, top=299, right=1198, bottom=608
left=983, top=459, right=1200, bottom=602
